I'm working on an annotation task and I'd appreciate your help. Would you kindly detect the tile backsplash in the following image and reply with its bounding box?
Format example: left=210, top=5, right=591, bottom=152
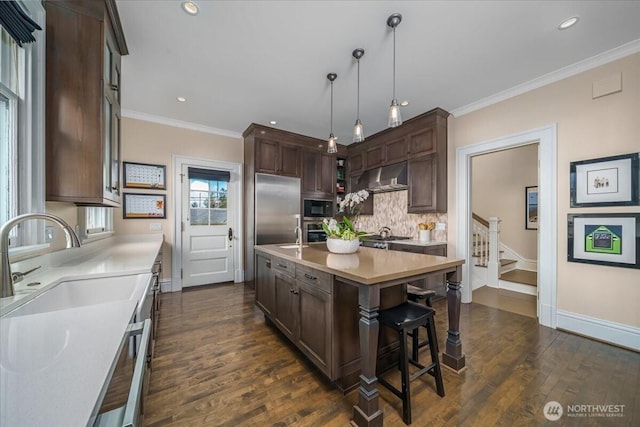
left=355, top=190, right=447, bottom=241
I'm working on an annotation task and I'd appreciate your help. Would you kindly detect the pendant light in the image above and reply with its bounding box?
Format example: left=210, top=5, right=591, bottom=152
left=327, top=73, right=338, bottom=154
left=387, top=13, right=402, bottom=128
left=352, top=48, right=365, bottom=143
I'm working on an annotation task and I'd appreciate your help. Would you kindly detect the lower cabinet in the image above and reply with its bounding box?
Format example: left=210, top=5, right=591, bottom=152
left=254, top=254, right=333, bottom=378
left=388, top=243, right=448, bottom=297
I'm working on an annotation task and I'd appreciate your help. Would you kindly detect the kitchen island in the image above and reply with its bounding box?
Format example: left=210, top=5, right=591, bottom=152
left=254, top=244, right=465, bottom=427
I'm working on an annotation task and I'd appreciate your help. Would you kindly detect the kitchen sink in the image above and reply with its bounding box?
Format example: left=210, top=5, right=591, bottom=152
left=4, top=275, right=147, bottom=318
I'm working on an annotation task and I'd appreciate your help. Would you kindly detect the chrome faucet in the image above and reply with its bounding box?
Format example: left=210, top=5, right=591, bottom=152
left=1, top=213, right=81, bottom=298
left=379, top=226, right=392, bottom=239
left=294, top=214, right=303, bottom=250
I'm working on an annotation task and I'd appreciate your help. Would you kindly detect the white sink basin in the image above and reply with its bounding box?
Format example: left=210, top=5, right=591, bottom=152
left=5, top=275, right=146, bottom=318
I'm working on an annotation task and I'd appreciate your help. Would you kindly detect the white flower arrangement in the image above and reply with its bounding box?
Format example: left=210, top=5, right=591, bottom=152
left=322, top=190, right=370, bottom=240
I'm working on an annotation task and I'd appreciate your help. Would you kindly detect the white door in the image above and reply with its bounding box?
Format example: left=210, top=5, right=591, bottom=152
left=181, top=164, right=235, bottom=287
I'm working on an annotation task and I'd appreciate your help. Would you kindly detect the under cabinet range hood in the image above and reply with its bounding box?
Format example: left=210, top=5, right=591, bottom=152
left=356, top=161, right=408, bottom=193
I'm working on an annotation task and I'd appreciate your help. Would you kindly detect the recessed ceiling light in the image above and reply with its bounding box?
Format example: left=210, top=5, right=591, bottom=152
left=177, top=97, right=187, bottom=102
left=400, top=100, right=410, bottom=107
left=269, top=120, right=277, bottom=125
left=558, top=16, right=579, bottom=30
left=181, top=1, right=199, bottom=15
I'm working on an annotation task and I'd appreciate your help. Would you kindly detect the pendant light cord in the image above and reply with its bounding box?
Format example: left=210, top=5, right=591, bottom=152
left=330, top=80, right=334, bottom=134
left=356, top=59, right=360, bottom=119
left=392, top=27, right=396, bottom=99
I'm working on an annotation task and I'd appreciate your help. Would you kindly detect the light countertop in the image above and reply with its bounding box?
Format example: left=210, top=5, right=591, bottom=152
left=1, top=234, right=163, bottom=315
left=0, top=234, right=163, bottom=426
left=386, top=239, right=447, bottom=247
left=255, top=244, right=463, bottom=285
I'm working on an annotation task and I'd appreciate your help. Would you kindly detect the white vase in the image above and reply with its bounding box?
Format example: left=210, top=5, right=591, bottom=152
left=326, top=237, right=360, bottom=254
left=419, top=230, right=431, bottom=242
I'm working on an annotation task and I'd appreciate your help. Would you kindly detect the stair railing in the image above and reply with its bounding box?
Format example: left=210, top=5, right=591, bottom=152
left=472, top=214, right=501, bottom=286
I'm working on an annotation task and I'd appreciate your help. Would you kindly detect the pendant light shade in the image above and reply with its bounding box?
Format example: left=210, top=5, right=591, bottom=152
left=387, top=13, right=403, bottom=128
left=352, top=48, right=365, bottom=143
left=327, top=73, right=338, bottom=154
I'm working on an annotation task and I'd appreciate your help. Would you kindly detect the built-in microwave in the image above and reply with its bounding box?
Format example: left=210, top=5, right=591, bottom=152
left=303, top=199, right=333, bottom=219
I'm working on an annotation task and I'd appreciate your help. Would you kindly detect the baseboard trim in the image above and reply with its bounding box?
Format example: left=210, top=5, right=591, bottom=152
left=159, top=278, right=174, bottom=293
left=556, top=310, right=640, bottom=351
left=498, top=279, right=537, bottom=296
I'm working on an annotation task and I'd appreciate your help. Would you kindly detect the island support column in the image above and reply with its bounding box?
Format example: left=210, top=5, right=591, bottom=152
left=442, top=266, right=466, bottom=371
left=352, top=285, right=383, bottom=427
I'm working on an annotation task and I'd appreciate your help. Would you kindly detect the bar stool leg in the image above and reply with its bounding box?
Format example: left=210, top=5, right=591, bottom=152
left=399, top=329, right=412, bottom=425
left=411, top=327, right=419, bottom=362
left=426, top=319, right=445, bottom=397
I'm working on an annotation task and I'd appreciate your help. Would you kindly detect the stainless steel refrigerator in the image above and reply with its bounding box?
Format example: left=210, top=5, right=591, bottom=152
left=246, top=173, right=301, bottom=281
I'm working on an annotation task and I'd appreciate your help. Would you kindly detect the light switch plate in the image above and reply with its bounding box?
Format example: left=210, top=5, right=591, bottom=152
left=435, top=222, right=446, bottom=231
left=149, top=222, right=162, bottom=231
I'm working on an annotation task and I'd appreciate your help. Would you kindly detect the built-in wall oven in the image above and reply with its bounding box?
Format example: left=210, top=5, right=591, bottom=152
left=304, top=221, right=328, bottom=243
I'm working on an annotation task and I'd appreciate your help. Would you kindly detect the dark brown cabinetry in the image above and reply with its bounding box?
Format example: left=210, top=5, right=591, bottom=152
left=45, top=0, right=128, bottom=206
left=302, top=150, right=335, bottom=198
left=346, top=108, right=448, bottom=213
left=254, top=254, right=333, bottom=378
left=388, top=242, right=448, bottom=297
left=255, top=139, right=302, bottom=177
left=255, top=254, right=276, bottom=317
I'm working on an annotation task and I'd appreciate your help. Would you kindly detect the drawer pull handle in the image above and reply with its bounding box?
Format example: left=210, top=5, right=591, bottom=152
left=278, top=264, right=287, bottom=269
left=266, top=261, right=271, bottom=268
left=304, top=273, right=317, bottom=281
left=292, top=290, right=299, bottom=295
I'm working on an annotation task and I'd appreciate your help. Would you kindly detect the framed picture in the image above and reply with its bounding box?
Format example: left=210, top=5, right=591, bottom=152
left=123, top=193, right=166, bottom=219
left=525, top=186, right=538, bottom=230
left=567, top=213, right=640, bottom=269
left=570, top=153, right=639, bottom=207
left=124, top=162, right=166, bottom=190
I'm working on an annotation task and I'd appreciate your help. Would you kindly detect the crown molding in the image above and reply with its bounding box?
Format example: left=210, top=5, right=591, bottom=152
left=451, top=39, right=640, bottom=118
left=121, top=109, right=243, bottom=139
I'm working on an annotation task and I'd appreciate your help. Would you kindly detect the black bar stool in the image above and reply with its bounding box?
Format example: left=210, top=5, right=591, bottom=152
left=377, top=301, right=445, bottom=425
left=406, top=284, right=438, bottom=361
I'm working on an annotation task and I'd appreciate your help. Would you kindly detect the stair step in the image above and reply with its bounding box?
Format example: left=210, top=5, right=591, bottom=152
left=501, top=269, right=537, bottom=286
left=475, top=258, right=517, bottom=268
left=472, top=250, right=504, bottom=258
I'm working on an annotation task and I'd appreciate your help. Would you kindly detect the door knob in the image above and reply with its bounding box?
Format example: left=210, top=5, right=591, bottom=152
left=228, top=228, right=233, bottom=241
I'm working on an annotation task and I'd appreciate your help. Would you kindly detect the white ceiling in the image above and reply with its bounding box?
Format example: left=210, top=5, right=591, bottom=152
left=117, top=1, right=640, bottom=143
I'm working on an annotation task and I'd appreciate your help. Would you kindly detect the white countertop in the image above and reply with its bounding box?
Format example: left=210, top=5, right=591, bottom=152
left=0, top=300, right=138, bottom=427
left=388, top=239, right=447, bottom=247
left=1, top=234, right=163, bottom=315
left=0, top=234, right=163, bottom=427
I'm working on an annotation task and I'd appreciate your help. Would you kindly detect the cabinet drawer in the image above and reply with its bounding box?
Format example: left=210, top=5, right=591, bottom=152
left=296, top=265, right=332, bottom=294
left=272, top=257, right=295, bottom=276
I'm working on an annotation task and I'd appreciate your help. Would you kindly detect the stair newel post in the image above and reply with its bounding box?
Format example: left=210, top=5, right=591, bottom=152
left=487, top=217, right=501, bottom=287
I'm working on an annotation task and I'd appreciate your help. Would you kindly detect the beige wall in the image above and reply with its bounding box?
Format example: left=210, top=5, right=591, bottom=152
left=449, top=53, right=640, bottom=328
left=472, top=144, right=538, bottom=259
left=115, top=118, right=243, bottom=280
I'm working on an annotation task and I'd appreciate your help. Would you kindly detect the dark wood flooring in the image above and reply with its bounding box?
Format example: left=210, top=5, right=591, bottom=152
left=144, top=283, right=639, bottom=426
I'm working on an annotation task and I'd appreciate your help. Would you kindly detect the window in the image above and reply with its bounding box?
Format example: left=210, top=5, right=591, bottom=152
left=188, top=168, right=229, bottom=226
left=78, top=206, right=114, bottom=241
left=0, top=1, right=45, bottom=248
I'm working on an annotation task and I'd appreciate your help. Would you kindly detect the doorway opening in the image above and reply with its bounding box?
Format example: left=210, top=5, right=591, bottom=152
left=172, top=156, right=243, bottom=291
left=470, top=144, right=539, bottom=318
left=455, top=124, right=557, bottom=328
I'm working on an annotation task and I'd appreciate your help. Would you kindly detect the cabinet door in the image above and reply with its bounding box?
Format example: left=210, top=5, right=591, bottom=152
left=349, top=152, right=363, bottom=174
left=103, top=25, right=121, bottom=204
left=365, top=144, right=384, bottom=169
left=255, top=254, right=275, bottom=317
left=318, top=153, right=335, bottom=195
left=274, top=271, right=296, bottom=340
left=301, top=150, right=318, bottom=193
left=385, top=137, right=408, bottom=164
left=408, top=154, right=438, bottom=213
left=280, top=144, right=301, bottom=177
left=256, top=138, right=279, bottom=174
left=408, top=127, right=436, bottom=157
left=296, top=281, right=332, bottom=376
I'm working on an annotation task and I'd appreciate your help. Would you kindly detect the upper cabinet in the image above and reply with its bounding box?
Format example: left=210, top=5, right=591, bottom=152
left=45, top=0, right=128, bottom=206
left=346, top=108, right=448, bottom=213
left=302, top=150, right=335, bottom=199
left=255, top=138, right=302, bottom=177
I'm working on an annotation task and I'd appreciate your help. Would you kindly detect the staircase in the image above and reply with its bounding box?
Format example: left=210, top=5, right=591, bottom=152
left=471, top=214, right=537, bottom=295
